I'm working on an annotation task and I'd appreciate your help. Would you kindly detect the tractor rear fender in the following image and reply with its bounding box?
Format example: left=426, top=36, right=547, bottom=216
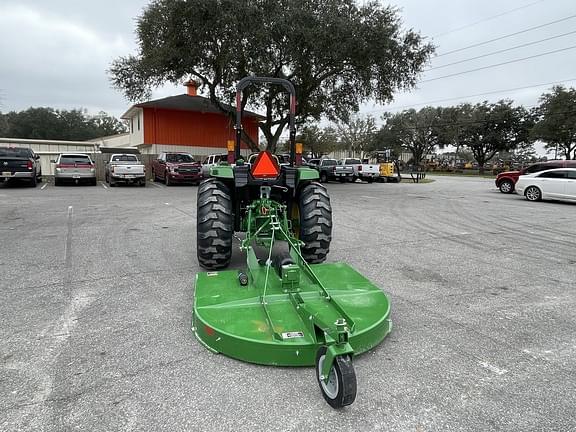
left=209, top=165, right=234, bottom=178
left=297, top=167, right=320, bottom=181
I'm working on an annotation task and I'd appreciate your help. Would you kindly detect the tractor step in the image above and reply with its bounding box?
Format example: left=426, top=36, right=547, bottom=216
left=193, top=263, right=391, bottom=366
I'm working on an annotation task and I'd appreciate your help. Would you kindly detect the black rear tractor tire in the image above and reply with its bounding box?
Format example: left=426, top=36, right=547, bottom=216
left=298, top=182, right=332, bottom=264
left=197, top=179, right=233, bottom=269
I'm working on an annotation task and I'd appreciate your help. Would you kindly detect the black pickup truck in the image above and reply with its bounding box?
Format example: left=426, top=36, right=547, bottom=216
left=0, top=147, right=43, bottom=187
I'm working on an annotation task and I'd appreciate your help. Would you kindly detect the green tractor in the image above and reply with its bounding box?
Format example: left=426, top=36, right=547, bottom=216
left=193, top=77, right=391, bottom=408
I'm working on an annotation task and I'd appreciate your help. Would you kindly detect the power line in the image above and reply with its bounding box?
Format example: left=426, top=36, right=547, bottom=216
left=368, top=78, right=576, bottom=113
left=436, top=14, right=576, bottom=58
left=379, top=107, right=576, bottom=132
left=432, top=0, right=545, bottom=38
left=421, top=45, right=576, bottom=83
left=427, top=30, right=576, bottom=71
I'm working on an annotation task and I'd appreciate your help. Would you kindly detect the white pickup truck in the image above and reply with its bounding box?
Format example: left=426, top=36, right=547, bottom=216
left=105, top=153, right=146, bottom=187
left=341, top=158, right=380, bottom=183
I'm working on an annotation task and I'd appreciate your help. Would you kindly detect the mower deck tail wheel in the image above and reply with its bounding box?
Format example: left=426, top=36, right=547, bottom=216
left=197, top=179, right=233, bottom=269
left=298, top=182, right=332, bottom=264
left=316, top=346, right=357, bottom=408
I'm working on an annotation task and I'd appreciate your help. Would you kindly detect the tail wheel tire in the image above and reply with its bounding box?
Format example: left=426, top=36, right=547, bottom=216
left=499, top=179, right=514, bottom=194
left=197, top=179, right=233, bottom=269
left=525, top=186, right=542, bottom=201
left=298, top=182, right=332, bottom=264
left=316, top=347, right=357, bottom=409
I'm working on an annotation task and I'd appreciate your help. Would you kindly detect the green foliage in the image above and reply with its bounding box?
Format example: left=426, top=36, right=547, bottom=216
left=379, top=107, right=447, bottom=166
left=336, top=115, right=377, bottom=157
left=531, top=86, right=576, bottom=160
left=109, top=0, right=434, bottom=152
left=452, top=101, right=533, bottom=172
left=297, top=125, right=338, bottom=158
left=0, top=107, right=127, bottom=140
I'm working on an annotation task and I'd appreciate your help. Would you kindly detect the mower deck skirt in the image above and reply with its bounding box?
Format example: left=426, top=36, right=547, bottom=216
left=193, top=263, right=391, bottom=366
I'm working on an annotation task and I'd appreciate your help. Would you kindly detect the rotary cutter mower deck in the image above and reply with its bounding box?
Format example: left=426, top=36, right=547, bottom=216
left=192, top=77, right=391, bottom=408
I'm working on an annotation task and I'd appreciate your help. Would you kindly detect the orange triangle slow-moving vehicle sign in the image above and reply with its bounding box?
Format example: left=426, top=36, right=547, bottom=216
left=251, top=151, right=280, bottom=178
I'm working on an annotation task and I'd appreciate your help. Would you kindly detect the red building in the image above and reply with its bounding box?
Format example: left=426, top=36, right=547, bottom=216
left=121, top=81, right=262, bottom=158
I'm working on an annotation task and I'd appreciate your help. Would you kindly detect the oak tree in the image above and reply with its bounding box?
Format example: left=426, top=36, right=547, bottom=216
left=109, top=0, right=433, bottom=152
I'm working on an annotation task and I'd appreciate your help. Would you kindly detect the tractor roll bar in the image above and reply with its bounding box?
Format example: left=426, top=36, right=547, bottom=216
left=235, top=77, right=296, bottom=166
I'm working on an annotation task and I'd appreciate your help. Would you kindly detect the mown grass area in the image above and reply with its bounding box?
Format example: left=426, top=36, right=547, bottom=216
left=399, top=178, right=436, bottom=184
left=427, top=171, right=496, bottom=179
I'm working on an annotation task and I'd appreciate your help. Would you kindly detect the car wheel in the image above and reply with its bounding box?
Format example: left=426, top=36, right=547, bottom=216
left=525, top=186, right=542, bottom=202
left=499, top=179, right=514, bottom=194
left=54, top=178, right=61, bottom=186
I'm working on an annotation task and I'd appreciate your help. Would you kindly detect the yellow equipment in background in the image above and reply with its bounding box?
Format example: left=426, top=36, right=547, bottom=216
left=371, top=150, right=401, bottom=183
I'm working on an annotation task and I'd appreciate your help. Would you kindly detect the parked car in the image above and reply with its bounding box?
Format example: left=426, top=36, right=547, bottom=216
left=341, top=158, right=380, bottom=183
left=201, top=154, right=228, bottom=177
left=516, top=168, right=576, bottom=202
left=495, top=160, right=576, bottom=193
left=53, top=153, right=96, bottom=186
left=105, top=153, right=146, bottom=187
left=151, top=152, right=202, bottom=185
left=0, top=146, right=42, bottom=187
left=308, top=158, right=353, bottom=183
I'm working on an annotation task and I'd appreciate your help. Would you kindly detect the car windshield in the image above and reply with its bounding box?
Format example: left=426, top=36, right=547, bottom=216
left=347, top=159, right=361, bottom=164
left=166, top=154, right=194, bottom=163
left=0, top=147, right=32, bottom=158
left=112, top=155, right=138, bottom=162
left=60, top=155, right=91, bottom=164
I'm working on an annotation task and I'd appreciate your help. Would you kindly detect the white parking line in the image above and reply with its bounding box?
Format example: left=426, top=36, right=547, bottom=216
left=150, top=182, right=165, bottom=189
left=40, top=183, right=48, bottom=190
left=101, top=182, right=108, bottom=189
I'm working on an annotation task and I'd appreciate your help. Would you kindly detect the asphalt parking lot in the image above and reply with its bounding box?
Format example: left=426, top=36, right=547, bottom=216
left=1, top=176, right=575, bottom=431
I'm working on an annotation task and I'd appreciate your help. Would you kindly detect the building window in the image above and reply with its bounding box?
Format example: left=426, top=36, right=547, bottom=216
left=131, top=118, right=134, bottom=133
left=137, top=114, right=140, bottom=131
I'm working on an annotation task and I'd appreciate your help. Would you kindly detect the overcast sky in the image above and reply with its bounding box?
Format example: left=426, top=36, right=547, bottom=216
left=1, top=0, right=575, bottom=130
